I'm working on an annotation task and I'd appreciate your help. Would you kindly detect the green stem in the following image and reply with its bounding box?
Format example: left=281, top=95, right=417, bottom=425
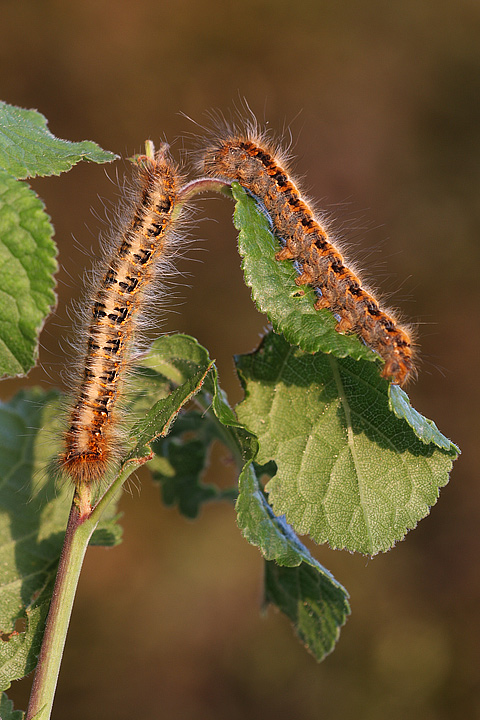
left=173, top=177, right=231, bottom=221
left=25, top=456, right=149, bottom=720
left=25, top=489, right=96, bottom=720
left=90, top=456, right=150, bottom=524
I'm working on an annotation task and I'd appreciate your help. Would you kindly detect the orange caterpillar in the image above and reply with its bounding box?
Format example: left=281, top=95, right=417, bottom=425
left=60, top=144, right=183, bottom=485
left=200, top=123, right=415, bottom=385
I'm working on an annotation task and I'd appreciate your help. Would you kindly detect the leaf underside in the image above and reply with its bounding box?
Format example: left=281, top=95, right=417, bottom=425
left=235, top=331, right=457, bottom=555
left=232, top=182, right=377, bottom=361
left=237, top=462, right=350, bottom=661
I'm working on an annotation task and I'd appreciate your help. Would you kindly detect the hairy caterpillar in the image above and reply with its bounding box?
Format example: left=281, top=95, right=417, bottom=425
left=59, top=143, right=184, bottom=485
left=199, top=121, right=415, bottom=385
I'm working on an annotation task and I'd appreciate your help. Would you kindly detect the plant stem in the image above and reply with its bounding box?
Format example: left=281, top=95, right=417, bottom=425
left=25, top=488, right=96, bottom=720
left=25, top=456, right=149, bottom=720
left=176, top=177, right=230, bottom=207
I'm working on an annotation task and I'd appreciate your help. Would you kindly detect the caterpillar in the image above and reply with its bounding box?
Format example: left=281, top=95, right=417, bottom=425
left=59, top=143, right=184, bottom=485
left=199, top=121, right=415, bottom=386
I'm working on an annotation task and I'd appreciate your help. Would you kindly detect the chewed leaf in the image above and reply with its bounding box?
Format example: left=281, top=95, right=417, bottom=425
left=131, top=334, right=245, bottom=516
left=235, top=331, right=458, bottom=555
left=264, top=561, right=349, bottom=662
left=149, top=412, right=236, bottom=518
left=0, top=101, right=116, bottom=179
left=133, top=334, right=351, bottom=658
left=237, top=463, right=349, bottom=661
left=0, top=603, right=49, bottom=694
left=231, top=182, right=377, bottom=362
left=131, top=334, right=351, bottom=660
left=0, top=171, right=57, bottom=378
left=129, top=334, right=215, bottom=459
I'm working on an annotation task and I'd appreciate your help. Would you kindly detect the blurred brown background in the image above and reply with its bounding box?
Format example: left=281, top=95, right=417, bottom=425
left=1, top=0, right=478, bottom=718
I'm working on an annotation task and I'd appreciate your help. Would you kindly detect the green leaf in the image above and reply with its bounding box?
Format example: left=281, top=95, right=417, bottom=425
left=149, top=412, right=236, bottom=518
left=129, top=335, right=241, bottom=516
left=134, top=334, right=350, bottom=660
left=89, top=511, right=123, bottom=547
left=237, top=463, right=349, bottom=661
left=131, top=336, right=257, bottom=521
left=0, top=389, right=64, bottom=689
left=389, top=384, right=459, bottom=453
left=201, top=347, right=260, bottom=474
left=0, top=603, right=49, bottom=693
left=132, top=333, right=244, bottom=436
left=193, top=336, right=350, bottom=661
left=128, top=334, right=215, bottom=460
left=0, top=101, right=116, bottom=179
left=0, top=171, right=57, bottom=378
left=264, top=562, right=350, bottom=662
left=237, top=462, right=312, bottom=565
left=235, top=331, right=458, bottom=555
left=231, top=182, right=377, bottom=362
left=0, top=691, right=24, bottom=719
left=0, top=388, right=121, bottom=689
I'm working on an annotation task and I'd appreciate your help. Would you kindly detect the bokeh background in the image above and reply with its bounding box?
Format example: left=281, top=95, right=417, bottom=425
left=1, top=1, right=479, bottom=718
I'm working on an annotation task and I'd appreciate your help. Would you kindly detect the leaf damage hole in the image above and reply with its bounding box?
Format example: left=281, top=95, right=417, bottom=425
left=1, top=617, right=25, bottom=641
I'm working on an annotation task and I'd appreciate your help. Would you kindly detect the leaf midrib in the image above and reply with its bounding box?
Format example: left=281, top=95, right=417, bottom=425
left=328, top=355, right=375, bottom=552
